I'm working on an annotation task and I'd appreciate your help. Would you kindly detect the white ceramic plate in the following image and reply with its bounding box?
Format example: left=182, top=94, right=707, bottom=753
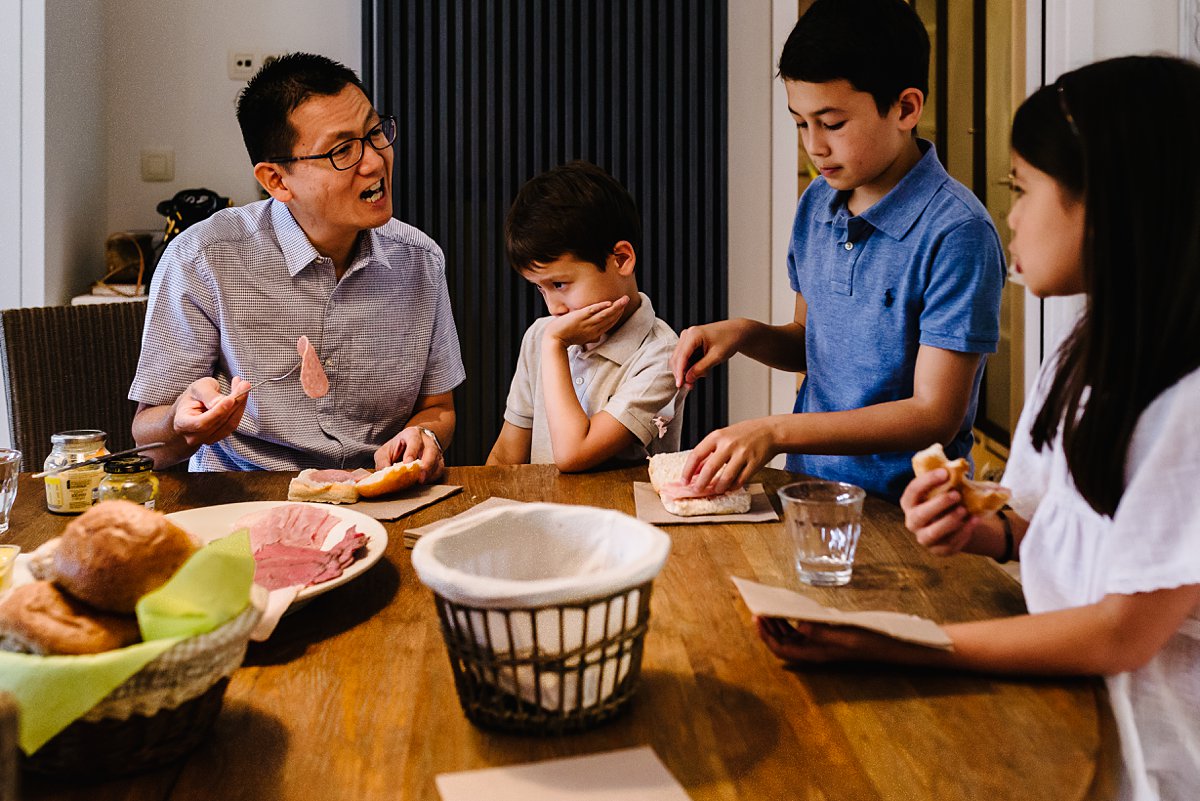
left=166, top=501, right=388, bottom=602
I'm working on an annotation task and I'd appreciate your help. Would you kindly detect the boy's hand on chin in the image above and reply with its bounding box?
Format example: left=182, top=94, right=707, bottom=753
left=543, top=296, right=629, bottom=348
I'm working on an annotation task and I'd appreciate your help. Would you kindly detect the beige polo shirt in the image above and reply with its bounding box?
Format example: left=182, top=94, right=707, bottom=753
left=503, top=292, right=684, bottom=465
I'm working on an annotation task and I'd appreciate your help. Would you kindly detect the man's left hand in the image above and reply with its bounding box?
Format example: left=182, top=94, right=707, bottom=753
left=374, top=427, right=444, bottom=483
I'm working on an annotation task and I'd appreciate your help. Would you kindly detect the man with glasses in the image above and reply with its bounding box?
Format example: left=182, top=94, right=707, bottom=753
left=130, top=53, right=465, bottom=479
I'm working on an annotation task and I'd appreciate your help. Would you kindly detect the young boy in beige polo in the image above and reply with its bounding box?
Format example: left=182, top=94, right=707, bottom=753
left=486, top=161, right=683, bottom=471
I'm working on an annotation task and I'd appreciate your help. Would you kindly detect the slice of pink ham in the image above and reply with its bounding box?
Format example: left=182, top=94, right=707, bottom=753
left=236, top=503, right=341, bottom=552
left=305, top=468, right=372, bottom=484
left=296, top=335, right=330, bottom=399
left=250, top=525, right=368, bottom=590
left=658, top=479, right=725, bottom=502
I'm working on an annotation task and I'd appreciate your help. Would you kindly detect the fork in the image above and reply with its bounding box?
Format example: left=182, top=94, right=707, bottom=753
left=229, top=361, right=300, bottom=401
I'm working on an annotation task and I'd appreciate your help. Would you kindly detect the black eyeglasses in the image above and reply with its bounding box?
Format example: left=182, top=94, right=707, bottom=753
left=1056, top=82, right=1081, bottom=139
left=267, top=115, right=397, bottom=171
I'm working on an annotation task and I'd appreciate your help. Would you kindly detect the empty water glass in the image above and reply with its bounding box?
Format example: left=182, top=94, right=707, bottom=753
left=0, top=449, right=19, bottom=534
left=778, top=481, right=866, bottom=587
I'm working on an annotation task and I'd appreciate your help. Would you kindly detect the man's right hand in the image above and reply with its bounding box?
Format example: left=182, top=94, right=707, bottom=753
left=669, top=319, right=747, bottom=389
left=172, top=377, right=251, bottom=448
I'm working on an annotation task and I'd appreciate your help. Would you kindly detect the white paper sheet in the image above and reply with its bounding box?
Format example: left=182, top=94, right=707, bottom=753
left=435, top=746, right=692, bottom=801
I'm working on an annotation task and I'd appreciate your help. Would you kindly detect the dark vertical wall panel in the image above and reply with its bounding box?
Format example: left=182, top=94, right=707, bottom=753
left=364, top=1, right=728, bottom=465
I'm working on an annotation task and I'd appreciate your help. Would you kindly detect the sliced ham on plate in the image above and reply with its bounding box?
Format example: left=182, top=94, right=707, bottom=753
left=296, top=335, right=330, bottom=399
left=234, top=503, right=368, bottom=590
left=657, top=479, right=726, bottom=502
left=253, top=527, right=367, bottom=590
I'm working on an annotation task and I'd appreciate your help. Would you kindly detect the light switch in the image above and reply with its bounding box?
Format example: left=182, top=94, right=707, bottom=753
left=140, top=149, right=175, bottom=182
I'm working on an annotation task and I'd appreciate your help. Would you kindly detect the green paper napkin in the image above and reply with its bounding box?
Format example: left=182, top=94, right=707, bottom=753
left=0, top=530, right=255, bottom=754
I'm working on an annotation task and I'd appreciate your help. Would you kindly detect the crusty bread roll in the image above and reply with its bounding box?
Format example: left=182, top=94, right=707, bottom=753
left=354, top=462, right=422, bottom=499
left=287, top=469, right=361, bottom=504
left=53, top=500, right=198, bottom=614
left=911, top=443, right=1010, bottom=515
left=647, top=451, right=751, bottom=516
left=0, top=581, right=140, bottom=655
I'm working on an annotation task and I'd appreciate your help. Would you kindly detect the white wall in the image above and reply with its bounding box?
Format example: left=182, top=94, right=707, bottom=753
left=1028, top=0, right=1181, bottom=384
left=44, top=0, right=107, bottom=304
left=102, top=0, right=361, bottom=234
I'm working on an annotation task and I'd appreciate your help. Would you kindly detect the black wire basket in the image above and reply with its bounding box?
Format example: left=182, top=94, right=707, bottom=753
left=432, top=580, right=655, bottom=734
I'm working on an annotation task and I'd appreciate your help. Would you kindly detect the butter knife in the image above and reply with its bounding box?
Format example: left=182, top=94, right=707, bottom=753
left=32, top=442, right=167, bottom=479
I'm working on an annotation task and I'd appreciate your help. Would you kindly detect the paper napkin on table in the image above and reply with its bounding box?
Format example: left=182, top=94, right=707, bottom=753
left=732, top=576, right=954, bottom=650
left=632, top=482, right=779, bottom=525
left=345, top=483, right=463, bottom=520
left=435, top=746, right=692, bottom=801
left=0, top=531, right=256, bottom=754
left=402, top=496, right=524, bottom=548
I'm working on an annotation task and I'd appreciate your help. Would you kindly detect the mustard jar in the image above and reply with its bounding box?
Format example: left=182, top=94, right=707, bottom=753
left=96, top=455, right=159, bottom=510
left=43, top=430, right=108, bottom=514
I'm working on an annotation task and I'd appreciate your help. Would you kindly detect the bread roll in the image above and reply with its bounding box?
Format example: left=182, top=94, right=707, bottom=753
left=53, top=500, right=197, bottom=614
left=647, top=451, right=751, bottom=516
left=288, top=469, right=361, bottom=504
left=911, top=443, right=1010, bottom=515
left=355, top=462, right=422, bottom=499
left=0, top=581, right=140, bottom=655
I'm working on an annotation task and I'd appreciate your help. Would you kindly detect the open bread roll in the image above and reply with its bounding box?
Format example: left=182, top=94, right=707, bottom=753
left=647, top=451, right=751, bottom=516
left=53, top=500, right=198, bottom=614
left=354, top=462, right=422, bottom=499
left=287, top=468, right=364, bottom=504
left=911, top=443, right=1010, bottom=515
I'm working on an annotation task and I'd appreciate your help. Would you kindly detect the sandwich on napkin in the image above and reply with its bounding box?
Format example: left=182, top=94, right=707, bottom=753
left=648, top=450, right=751, bottom=516
left=287, top=463, right=422, bottom=504
left=911, top=443, right=1010, bottom=515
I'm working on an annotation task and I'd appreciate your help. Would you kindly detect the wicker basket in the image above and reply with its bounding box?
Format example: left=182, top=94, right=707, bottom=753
left=412, top=503, right=670, bottom=735
left=433, top=580, right=654, bottom=734
left=21, top=599, right=262, bottom=779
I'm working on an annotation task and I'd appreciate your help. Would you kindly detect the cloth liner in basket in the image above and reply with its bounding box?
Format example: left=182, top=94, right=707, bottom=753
left=411, top=502, right=670, bottom=722
left=1, top=531, right=263, bottom=777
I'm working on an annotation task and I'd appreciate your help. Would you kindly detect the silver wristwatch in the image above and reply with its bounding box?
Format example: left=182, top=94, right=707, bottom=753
left=413, top=425, right=442, bottom=452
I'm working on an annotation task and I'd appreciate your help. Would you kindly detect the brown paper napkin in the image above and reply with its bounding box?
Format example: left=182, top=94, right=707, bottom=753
left=435, top=746, right=691, bottom=801
left=632, top=482, right=778, bottom=524
left=342, top=483, right=463, bottom=521
left=402, top=496, right=524, bottom=548
left=732, top=576, right=953, bottom=649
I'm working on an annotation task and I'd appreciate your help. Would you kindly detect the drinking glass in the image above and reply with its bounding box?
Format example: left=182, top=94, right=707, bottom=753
left=0, top=448, right=20, bottom=534
left=778, top=481, right=866, bottom=587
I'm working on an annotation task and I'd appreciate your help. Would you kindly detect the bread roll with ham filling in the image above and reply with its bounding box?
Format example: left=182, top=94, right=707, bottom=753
left=286, top=463, right=422, bottom=502
left=911, top=443, right=1010, bottom=515
left=648, top=450, right=751, bottom=516
left=287, top=468, right=370, bottom=503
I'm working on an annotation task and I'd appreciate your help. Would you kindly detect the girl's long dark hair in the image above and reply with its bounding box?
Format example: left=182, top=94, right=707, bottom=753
left=1012, top=56, right=1200, bottom=518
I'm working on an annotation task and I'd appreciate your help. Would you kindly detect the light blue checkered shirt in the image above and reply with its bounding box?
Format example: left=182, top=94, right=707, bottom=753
left=130, top=199, right=465, bottom=471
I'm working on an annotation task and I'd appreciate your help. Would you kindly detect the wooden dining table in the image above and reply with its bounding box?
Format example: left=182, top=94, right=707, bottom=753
left=6, top=464, right=1117, bottom=801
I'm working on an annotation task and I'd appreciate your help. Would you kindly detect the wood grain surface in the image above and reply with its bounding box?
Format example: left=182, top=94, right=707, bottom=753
left=4, top=466, right=1118, bottom=801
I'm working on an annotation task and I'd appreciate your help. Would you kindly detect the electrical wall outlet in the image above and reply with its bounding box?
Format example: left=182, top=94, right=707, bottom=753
left=228, top=51, right=257, bottom=81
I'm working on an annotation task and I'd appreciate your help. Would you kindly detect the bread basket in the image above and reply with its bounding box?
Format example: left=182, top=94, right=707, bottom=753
left=21, top=592, right=263, bottom=778
left=412, top=503, right=670, bottom=734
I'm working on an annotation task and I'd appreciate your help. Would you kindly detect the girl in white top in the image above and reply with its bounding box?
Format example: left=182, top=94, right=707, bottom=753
left=756, top=55, right=1200, bottom=801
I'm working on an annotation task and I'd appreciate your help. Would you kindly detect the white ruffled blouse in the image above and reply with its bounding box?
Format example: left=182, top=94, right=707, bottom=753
left=1003, top=359, right=1200, bottom=801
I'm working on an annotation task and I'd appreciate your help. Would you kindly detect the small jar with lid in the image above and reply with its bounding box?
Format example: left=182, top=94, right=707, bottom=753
left=44, top=430, right=109, bottom=514
left=96, top=455, right=159, bottom=510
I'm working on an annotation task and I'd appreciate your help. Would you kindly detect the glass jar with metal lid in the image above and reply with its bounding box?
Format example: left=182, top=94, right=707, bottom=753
left=43, top=430, right=108, bottom=514
left=96, top=455, right=159, bottom=510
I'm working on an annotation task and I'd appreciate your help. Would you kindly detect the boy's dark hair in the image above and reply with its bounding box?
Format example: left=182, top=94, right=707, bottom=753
left=1015, top=56, right=1200, bottom=518
left=505, top=161, right=642, bottom=272
left=778, top=0, right=930, bottom=115
left=236, top=53, right=365, bottom=166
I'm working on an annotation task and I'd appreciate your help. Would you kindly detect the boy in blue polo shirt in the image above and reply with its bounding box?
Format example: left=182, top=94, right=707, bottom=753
left=670, top=0, right=1004, bottom=502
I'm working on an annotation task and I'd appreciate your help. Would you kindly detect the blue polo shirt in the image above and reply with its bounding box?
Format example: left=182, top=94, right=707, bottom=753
left=785, top=140, right=1005, bottom=501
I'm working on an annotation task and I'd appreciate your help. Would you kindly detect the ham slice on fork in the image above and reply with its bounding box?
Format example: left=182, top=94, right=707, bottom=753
left=297, top=335, right=330, bottom=399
